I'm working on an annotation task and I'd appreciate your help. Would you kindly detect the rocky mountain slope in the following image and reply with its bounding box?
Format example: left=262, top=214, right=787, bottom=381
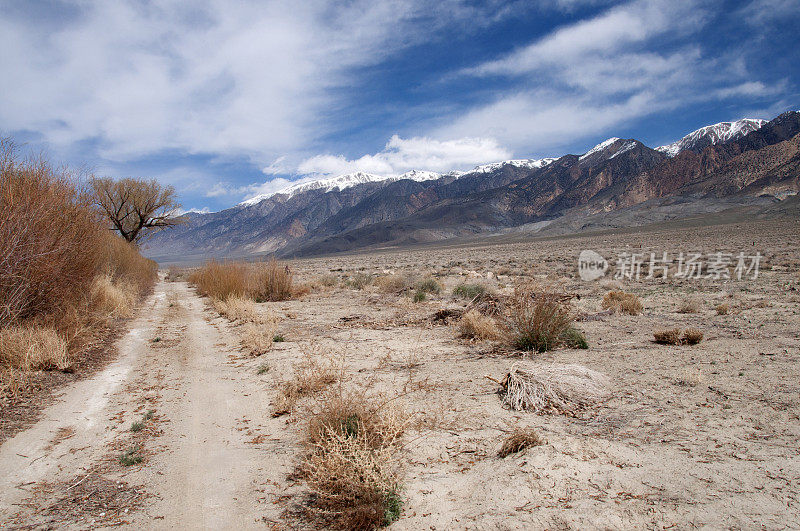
left=144, top=111, right=800, bottom=261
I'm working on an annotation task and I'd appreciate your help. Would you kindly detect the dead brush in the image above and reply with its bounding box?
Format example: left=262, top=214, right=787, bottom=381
left=212, top=296, right=265, bottom=323
left=189, top=259, right=293, bottom=302
left=0, top=325, right=71, bottom=371
left=678, top=297, right=702, bottom=314
left=601, top=290, right=643, bottom=315
left=272, top=356, right=339, bottom=417
left=498, top=428, right=543, bottom=458
left=653, top=328, right=704, bottom=345
left=374, top=274, right=412, bottom=294
left=90, top=275, right=138, bottom=319
left=493, top=363, right=610, bottom=414
left=241, top=321, right=278, bottom=356
left=457, top=310, right=502, bottom=340
left=503, top=284, right=577, bottom=352
left=299, top=390, right=407, bottom=529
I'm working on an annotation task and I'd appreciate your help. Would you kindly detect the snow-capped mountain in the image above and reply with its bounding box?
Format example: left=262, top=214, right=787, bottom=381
left=656, top=118, right=767, bottom=157
left=240, top=172, right=386, bottom=206
left=469, top=158, right=556, bottom=173
left=239, top=159, right=554, bottom=206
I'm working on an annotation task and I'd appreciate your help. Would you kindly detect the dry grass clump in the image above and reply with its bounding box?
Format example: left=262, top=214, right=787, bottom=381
left=414, top=277, right=441, bottom=295
left=374, top=274, right=412, bottom=294
left=0, top=326, right=70, bottom=371
left=318, top=274, right=339, bottom=288
left=458, top=310, right=502, bottom=340
left=495, top=363, right=610, bottom=414
left=241, top=321, right=278, bottom=356
left=212, top=296, right=263, bottom=323
left=452, top=282, right=489, bottom=300
left=653, top=328, right=682, bottom=345
left=498, top=428, right=543, bottom=458
left=653, top=328, right=704, bottom=345
left=272, top=357, right=339, bottom=417
left=715, top=303, right=729, bottom=315
left=189, top=259, right=293, bottom=302
left=601, top=290, right=643, bottom=315
left=344, top=272, right=374, bottom=290
left=682, top=328, right=704, bottom=345
left=91, top=275, right=138, bottom=319
left=299, top=390, right=406, bottom=529
left=678, top=297, right=702, bottom=314
left=503, top=284, right=577, bottom=352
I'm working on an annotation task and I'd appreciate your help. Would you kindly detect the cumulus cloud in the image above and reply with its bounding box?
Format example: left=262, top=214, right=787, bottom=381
left=297, top=135, right=512, bottom=177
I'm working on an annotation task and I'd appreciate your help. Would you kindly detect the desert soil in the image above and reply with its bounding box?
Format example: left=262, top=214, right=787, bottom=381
left=1, top=219, right=799, bottom=529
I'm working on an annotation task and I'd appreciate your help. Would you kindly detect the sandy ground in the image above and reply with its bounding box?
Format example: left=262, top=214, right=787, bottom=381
left=1, top=219, right=799, bottom=529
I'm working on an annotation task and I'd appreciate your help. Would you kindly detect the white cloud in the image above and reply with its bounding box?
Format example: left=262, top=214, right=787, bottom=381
left=440, top=0, right=780, bottom=153
left=0, top=0, right=484, bottom=165
left=468, top=0, right=705, bottom=77
left=297, top=135, right=512, bottom=177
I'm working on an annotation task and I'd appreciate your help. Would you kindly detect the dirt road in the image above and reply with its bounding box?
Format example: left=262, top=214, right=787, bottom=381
left=0, top=279, right=292, bottom=529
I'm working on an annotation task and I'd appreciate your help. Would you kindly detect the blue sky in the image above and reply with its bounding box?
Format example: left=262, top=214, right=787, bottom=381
left=1, top=0, right=798, bottom=212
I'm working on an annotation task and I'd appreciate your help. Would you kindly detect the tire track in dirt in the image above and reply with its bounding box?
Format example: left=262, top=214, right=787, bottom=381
left=0, top=278, right=292, bottom=529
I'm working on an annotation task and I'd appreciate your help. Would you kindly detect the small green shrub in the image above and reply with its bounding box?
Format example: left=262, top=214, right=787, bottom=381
left=560, top=327, right=588, bottom=349
left=345, top=273, right=373, bottom=290
left=414, top=277, right=441, bottom=295
left=273, top=334, right=285, bottom=342
left=452, top=283, right=487, bottom=299
left=119, top=446, right=143, bottom=466
left=130, top=421, right=144, bottom=432
left=413, top=290, right=427, bottom=303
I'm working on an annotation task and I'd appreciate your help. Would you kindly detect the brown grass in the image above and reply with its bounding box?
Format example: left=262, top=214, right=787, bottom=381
left=653, top=328, right=703, bottom=345
left=601, top=290, right=643, bottom=315
left=189, top=259, right=293, bottom=301
left=682, top=328, right=704, bottom=345
left=498, top=428, right=543, bottom=457
left=299, top=390, right=406, bottom=529
left=678, top=298, right=702, bottom=314
left=91, top=275, right=138, bottom=319
left=458, top=310, right=502, bottom=340
left=715, top=303, right=729, bottom=315
left=374, top=274, right=412, bottom=293
left=272, top=356, right=339, bottom=417
left=504, top=284, right=576, bottom=352
left=653, top=328, right=682, bottom=345
left=241, top=323, right=276, bottom=356
left=0, top=326, right=70, bottom=371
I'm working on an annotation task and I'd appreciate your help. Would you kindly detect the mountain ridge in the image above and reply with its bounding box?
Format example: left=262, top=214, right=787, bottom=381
left=144, top=111, right=799, bottom=261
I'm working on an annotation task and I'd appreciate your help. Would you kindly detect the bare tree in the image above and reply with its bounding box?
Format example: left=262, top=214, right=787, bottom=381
left=92, top=177, right=185, bottom=244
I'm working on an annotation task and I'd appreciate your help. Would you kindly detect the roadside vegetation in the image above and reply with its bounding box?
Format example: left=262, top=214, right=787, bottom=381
left=0, top=138, right=157, bottom=398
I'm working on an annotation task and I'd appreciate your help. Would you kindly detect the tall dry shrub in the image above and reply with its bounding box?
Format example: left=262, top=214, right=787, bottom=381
left=504, top=284, right=576, bottom=352
left=188, top=260, right=250, bottom=300
left=189, top=259, right=293, bottom=302
left=0, top=138, right=104, bottom=330
left=251, top=260, right=293, bottom=302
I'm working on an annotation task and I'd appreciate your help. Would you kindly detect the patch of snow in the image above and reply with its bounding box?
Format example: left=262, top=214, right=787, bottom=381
left=656, top=118, right=767, bottom=157
left=579, top=138, right=621, bottom=161
left=468, top=158, right=556, bottom=174
left=239, top=158, right=556, bottom=206
left=609, top=140, right=637, bottom=159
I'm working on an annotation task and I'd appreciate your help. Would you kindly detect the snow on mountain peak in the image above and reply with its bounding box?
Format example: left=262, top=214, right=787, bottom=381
left=579, top=137, right=621, bottom=161
left=656, top=118, right=767, bottom=157
left=469, top=158, right=556, bottom=174
left=238, top=158, right=555, bottom=206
